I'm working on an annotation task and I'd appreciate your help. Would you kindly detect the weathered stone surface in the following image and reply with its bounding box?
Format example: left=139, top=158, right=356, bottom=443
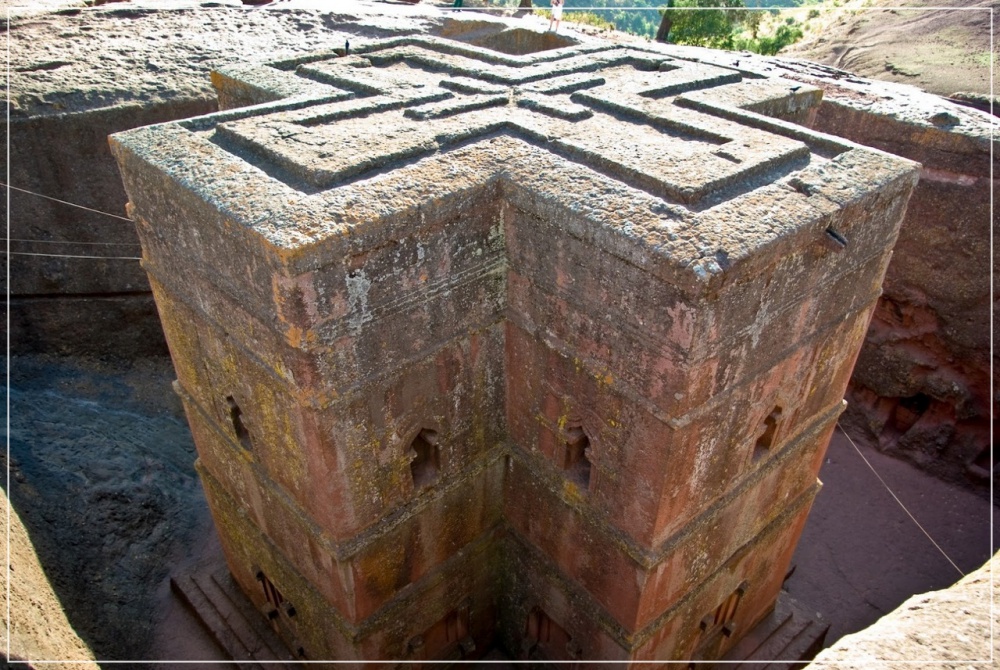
left=5, top=0, right=438, bottom=357
left=637, top=44, right=997, bottom=494
left=780, top=0, right=993, bottom=100
left=1, top=489, right=101, bottom=670
left=9, top=2, right=992, bottom=519
left=6, top=353, right=207, bottom=660
left=807, top=551, right=997, bottom=669
left=8, top=293, right=172, bottom=358
left=112, top=29, right=917, bottom=663
left=7, top=1, right=979, bottom=521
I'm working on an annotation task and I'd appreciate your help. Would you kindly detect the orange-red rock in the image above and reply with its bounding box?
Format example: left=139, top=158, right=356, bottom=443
left=112, top=31, right=917, bottom=662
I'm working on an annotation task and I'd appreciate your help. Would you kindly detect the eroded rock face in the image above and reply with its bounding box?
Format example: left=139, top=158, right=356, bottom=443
left=807, top=551, right=998, bottom=668
left=10, top=2, right=992, bottom=503
left=1, top=489, right=101, bottom=669
left=6, top=0, right=438, bottom=357
left=788, top=69, right=993, bottom=495
left=112, top=32, right=916, bottom=662
left=779, top=0, right=993, bottom=101
left=633, top=45, right=996, bottom=495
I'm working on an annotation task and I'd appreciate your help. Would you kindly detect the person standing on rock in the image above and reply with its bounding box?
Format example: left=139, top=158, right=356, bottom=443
left=549, top=0, right=563, bottom=32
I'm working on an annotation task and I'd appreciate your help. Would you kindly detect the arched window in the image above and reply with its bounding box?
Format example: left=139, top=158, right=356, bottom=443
left=410, top=429, right=440, bottom=489
left=563, top=424, right=592, bottom=490
left=753, top=407, right=781, bottom=462
left=226, top=396, right=252, bottom=451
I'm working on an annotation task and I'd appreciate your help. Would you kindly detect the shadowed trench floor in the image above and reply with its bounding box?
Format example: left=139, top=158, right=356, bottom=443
left=5, top=353, right=996, bottom=665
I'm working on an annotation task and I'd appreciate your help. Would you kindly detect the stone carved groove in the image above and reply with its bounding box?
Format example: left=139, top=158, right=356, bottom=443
left=112, top=34, right=919, bottom=663
left=210, top=36, right=823, bottom=208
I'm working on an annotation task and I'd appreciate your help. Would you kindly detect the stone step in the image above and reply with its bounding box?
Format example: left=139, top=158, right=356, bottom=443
left=721, top=591, right=829, bottom=670
left=170, top=572, right=262, bottom=670
left=171, top=560, right=295, bottom=669
left=207, top=566, right=298, bottom=663
left=723, top=606, right=795, bottom=665
left=769, top=619, right=828, bottom=669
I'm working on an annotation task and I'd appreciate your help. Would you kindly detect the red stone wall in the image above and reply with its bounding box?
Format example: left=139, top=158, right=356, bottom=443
left=112, top=34, right=918, bottom=663
left=809, top=98, right=995, bottom=492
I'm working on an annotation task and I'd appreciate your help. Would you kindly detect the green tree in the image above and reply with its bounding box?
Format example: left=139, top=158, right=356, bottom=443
left=657, top=0, right=750, bottom=49
left=735, top=21, right=803, bottom=55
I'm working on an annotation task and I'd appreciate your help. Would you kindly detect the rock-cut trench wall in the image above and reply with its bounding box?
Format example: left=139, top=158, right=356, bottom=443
left=5, top=1, right=437, bottom=358
left=4, top=0, right=993, bottom=542
left=814, top=98, right=994, bottom=493
left=641, top=43, right=996, bottom=496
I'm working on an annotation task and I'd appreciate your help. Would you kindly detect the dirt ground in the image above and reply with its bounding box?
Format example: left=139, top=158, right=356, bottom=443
left=784, top=426, right=997, bottom=645
left=4, top=353, right=996, bottom=665
left=4, top=354, right=213, bottom=664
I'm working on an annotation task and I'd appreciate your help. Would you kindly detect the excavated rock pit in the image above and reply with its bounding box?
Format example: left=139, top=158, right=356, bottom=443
left=4, top=0, right=996, bottom=665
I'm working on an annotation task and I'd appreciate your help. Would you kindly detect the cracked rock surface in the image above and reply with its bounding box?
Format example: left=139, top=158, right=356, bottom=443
left=7, top=0, right=438, bottom=118
left=807, top=550, right=998, bottom=669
